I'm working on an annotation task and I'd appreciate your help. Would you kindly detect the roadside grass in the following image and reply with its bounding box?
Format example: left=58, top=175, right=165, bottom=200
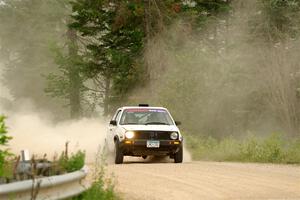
left=185, top=133, right=300, bottom=164
left=72, top=166, right=117, bottom=200
left=71, top=148, right=120, bottom=200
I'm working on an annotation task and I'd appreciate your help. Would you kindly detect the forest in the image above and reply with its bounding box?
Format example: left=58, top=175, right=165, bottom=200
left=1, top=0, right=300, bottom=140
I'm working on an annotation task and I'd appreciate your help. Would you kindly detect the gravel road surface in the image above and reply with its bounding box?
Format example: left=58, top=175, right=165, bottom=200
left=108, top=158, right=300, bottom=200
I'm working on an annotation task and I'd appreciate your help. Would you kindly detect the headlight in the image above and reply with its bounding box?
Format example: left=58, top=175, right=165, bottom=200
left=170, top=132, right=178, bottom=140
left=125, top=131, right=134, bottom=139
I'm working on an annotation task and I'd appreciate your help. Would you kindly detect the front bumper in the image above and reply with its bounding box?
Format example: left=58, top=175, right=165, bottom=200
left=120, top=139, right=182, bottom=156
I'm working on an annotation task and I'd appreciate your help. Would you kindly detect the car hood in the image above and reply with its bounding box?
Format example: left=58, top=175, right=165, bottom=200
left=121, top=124, right=179, bottom=132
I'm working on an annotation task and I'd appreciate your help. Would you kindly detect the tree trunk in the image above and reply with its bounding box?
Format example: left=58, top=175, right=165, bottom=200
left=67, top=27, right=81, bottom=119
left=103, top=76, right=111, bottom=116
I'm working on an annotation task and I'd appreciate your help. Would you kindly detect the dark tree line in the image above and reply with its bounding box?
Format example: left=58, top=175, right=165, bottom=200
left=43, top=0, right=231, bottom=117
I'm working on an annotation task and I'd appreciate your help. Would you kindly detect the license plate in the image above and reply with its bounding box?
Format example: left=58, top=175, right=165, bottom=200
left=147, top=140, right=160, bottom=148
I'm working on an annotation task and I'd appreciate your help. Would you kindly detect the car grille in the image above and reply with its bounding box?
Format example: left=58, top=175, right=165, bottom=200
left=134, top=131, right=173, bottom=140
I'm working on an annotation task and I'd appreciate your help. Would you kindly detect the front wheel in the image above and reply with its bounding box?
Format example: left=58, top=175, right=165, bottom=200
left=114, top=140, right=124, bottom=164
left=174, top=146, right=183, bottom=163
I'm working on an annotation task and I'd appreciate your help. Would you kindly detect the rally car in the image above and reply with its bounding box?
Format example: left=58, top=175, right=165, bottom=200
left=106, top=104, right=183, bottom=164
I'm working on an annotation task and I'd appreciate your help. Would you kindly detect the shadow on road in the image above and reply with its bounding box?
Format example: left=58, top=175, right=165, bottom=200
left=122, top=156, right=173, bottom=164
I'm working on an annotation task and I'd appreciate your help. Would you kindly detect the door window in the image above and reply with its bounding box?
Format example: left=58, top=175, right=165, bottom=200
left=113, top=110, right=122, bottom=123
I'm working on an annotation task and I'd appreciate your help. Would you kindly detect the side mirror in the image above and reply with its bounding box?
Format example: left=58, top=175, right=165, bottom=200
left=109, top=120, right=117, bottom=126
left=175, top=121, right=181, bottom=126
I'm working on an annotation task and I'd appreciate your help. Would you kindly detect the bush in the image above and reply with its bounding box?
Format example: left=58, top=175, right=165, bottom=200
left=283, top=138, right=300, bottom=164
left=0, top=116, right=13, bottom=177
left=186, top=133, right=300, bottom=164
left=240, top=134, right=284, bottom=162
left=59, top=150, right=85, bottom=173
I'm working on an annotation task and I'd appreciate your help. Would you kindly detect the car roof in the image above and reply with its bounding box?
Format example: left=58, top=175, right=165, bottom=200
left=119, top=106, right=168, bottom=110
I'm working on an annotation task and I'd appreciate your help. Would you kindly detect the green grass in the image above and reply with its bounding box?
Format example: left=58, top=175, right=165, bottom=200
left=73, top=170, right=117, bottom=200
left=185, top=133, right=300, bottom=164
left=71, top=149, right=119, bottom=200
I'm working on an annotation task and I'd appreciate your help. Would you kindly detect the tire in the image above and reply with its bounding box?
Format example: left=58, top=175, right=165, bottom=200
left=114, top=140, right=124, bottom=164
left=174, top=145, right=183, bottom=163
left=142, top=155, right=147, bottom=159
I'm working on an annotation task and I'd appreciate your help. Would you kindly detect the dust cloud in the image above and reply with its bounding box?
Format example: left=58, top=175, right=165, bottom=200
left=1, top=106, right=107, bottom=163
left=183, top=146, right=192, bottom=162
left=132, top=0, right=300, bottom=138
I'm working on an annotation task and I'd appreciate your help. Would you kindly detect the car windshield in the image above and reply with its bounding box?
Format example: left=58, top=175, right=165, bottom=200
left=120, top=108, right=174, bottom=125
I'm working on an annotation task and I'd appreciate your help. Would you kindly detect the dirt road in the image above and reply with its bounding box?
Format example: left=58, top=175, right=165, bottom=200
left=108, top=158, right=300, bottom=200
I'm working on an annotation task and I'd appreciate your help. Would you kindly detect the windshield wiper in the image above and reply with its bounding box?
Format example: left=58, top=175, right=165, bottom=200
left=122, top=122, right=139, bottom=125
left=145, top=122, right=170, bottom=125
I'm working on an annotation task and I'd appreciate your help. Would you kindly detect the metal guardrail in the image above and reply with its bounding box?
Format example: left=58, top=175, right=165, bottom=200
left=0, top=166, right=89, bottom=200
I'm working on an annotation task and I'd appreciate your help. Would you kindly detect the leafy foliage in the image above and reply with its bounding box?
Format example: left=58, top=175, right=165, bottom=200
left=65, top=0, right=232, bottom=115
left=0, top=116, right=12, bottom=177
left=59, top=150, right=85, bottom=173
left=69, top=0, right=145, bottom=115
